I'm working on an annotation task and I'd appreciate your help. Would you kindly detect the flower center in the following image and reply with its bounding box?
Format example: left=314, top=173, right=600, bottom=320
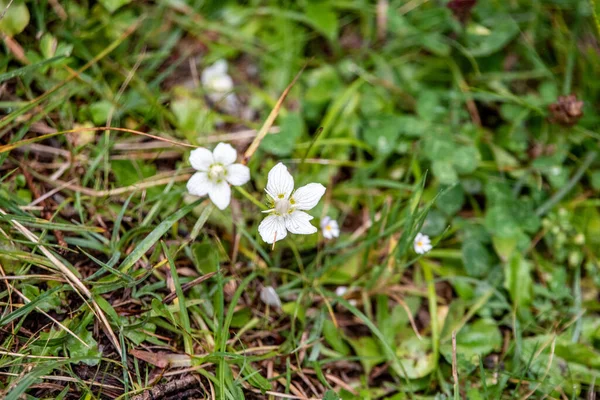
left=417, top=241, right=423, bottom=247
left=208, top=164, right=226, bottom=182
left=325, top=225, right=332, bottom=231
left=274, top=199, right=292, bottom=215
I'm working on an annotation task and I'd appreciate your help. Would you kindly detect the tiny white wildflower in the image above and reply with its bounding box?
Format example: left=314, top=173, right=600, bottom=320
left=335, top=286, right=357, bottom=306
left=258, top=163, right=326, bottom=244
left=186, top=142, right=250, bottom=210
left=321, top=216, right=340, bottom=240
left=260, top=286, right=282, bottom=308
left=201, top=59, right=238, bottom=112
left=413, top=232, right=432, bottom=254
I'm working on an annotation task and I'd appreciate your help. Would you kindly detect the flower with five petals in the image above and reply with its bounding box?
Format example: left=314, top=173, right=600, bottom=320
left=186, top=143, right=250, bottom=210
left=258, top=163, right=325, bottom=244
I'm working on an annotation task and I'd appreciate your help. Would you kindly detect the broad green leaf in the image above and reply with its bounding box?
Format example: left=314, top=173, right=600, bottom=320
left=484, top=206, right=520, bottom=238
left=192, top=241, right=219, bottom=274
left=304, top=1, right=338, bottom=41
left=0, top=0, right=29, bottom=36
left=323, top=319, right=351, bottom=355
left=437, top=184, right=464, bottom=217
left=461, top=239, right=492, bottom=277
left=432, top=160, right=458, bottom=184
left=89, top=100, right=113, bottom=125
left=451, top=146, right=479, bottom=174
left=347, top=336, right=386, bottom=375
left=67, top=330, right=101, bottom=366
left=396, top=336, right=436, bottom=379
left=362, top=114, right=403, bottom=154
left=467, top=18, right=519, bottom=57
left=262, top=112, right=304, bottom=156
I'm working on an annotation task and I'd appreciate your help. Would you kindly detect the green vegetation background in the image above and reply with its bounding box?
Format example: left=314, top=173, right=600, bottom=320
left=1, top=0, right=600, bottom=399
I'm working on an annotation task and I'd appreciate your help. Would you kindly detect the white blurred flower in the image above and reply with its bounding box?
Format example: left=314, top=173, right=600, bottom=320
left=335, top=286, right=357, bottom=306
left=321, top=216, right=339, bottom=239
left=186, top=142, right=250, bottom=210
left=413, top=232, right=432, bottom=254
left=260, top=286, right=282, bottom=308
left=201, top=59, right=238, bottom=113
left=258, top=163, right=325, bottom=244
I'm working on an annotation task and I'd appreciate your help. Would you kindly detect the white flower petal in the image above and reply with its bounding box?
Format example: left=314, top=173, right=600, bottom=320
left=266, top=163, right=294, bottom=200
left=213, top=142, right=238, bottom=166
left=226, top=163, right=250, bottom=186
left=260, top=286, right=282, bottom=308
left=415, top=233, right=430, bottom=244
left=320, top=216, right=331, bottom=229
left=202, top=60, right=229, bottom=87
left=189, top=147, right=214, bottom=171
left=187, top=172, right=210, bottom=197
left=208, top=181, right=231, bottom=210
left=258, top=214, right=287, bottom=244
left=335, top=286, right=348, bottom=296
left=291, top=183, right=326, bottom=210
left=285, top=211, right=317, bottom=235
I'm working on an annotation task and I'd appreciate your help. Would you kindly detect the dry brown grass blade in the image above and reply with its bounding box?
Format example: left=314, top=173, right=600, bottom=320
left=30, top=168, right=192, bottom=197
left=0, top=207, right=123, bottom=354
left=242, top=61, right=310, bottom=164
left=0, top=126, right=196, bottom=154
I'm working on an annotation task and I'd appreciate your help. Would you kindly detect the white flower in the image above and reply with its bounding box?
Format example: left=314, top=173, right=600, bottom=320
left=201, top=59, right=238, bottom=112
left=413, top=232, right=432, bottom=254
left=186, top=142, right=250, bottom=210
left=321, top=216, right=340, bottom=239
left=258, top=163, right=325, bottom=244
left=260, top=286, right=282, bottom=308
left=335, top=286, right=357, bottom=306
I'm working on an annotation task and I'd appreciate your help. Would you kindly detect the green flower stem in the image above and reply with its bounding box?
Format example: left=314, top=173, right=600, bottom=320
left=235, top=186, right=267, bottom=210
left=421, top=259, right=439, bottom=368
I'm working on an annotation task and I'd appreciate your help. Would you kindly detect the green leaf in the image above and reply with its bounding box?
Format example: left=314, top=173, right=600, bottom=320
left=505, top=253, right=532, bottom=309
left=484, top=206, right=520, bottom=238
left=432, top=160, right=458, bottom=184
left=0, top=0, right=30, bottom=37
left=98, top=0, right=131, bottom=13
left=437, top=184, right=464, bottom=217
left=323, top=390, right=341, bottom=400
left=362, top=114, right=403, bottom=154
left=67, top=330, right=101, bottom=366
left=21, top=284, right=61, bottom=312
left=192, top=241, right=219, bottom=274
left=421, top=33, right=451, bottom=56
left=396, top=336, right=436, bottom=379
left=467, top=18, right=519, bottom=57
left=416, top=91, right=445, bottom=122
left=323, top=319, right=351, bottom=355
left=455, top=319, right=502, bottom=357
left=461, top=239, right=492, bottom=277
left=262, top=112, right=304, bottom=156
left=347, top=336, right=386, bottom=375
left=89, top=100, right=113, bottom=125
left=451, top=146, right=479, bottom=174
left=111, top=160, right=157, bottom=188
left=304, top=1, right=338, bottom=41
